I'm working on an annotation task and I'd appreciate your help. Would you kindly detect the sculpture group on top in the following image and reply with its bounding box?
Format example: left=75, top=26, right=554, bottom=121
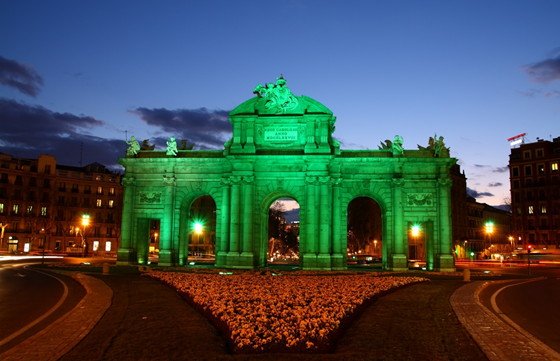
left=253, top=75, right=299, bottom=114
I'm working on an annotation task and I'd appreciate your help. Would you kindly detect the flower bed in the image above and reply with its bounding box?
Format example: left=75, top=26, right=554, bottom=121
left=148, top=270, right=427, bottom=353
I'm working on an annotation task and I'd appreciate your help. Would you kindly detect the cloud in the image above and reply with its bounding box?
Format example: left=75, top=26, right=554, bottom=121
left=0, top=98, right=124, bottom=169
left=518, top=89, right=560, bottom=98
left=0, top=55, right=43, bottom=97
left=473, top=164, right=489, bottom=168
left=488, top=182, right=503, bottom=187
left=525, top=52, right=560, bottom=83
left=467, top=187, right=494, bottom=199
left=132, top=107, right=231, bottom=149
left=493, top=166, right=509, bottom=173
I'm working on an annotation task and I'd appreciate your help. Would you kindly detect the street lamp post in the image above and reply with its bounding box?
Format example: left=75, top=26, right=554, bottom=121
left=484, top=221, right=494, bottom=259
left=81, top=214, right=90, bottom=257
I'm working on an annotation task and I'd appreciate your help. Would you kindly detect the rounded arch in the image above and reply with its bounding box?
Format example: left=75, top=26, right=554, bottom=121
left=346, top=196, right=384, bottom=268
left=177, top=193, right=218, bottom=266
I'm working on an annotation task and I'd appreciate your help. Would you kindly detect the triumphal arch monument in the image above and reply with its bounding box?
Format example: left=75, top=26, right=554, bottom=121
left=118, top=77, right=456, bottom=271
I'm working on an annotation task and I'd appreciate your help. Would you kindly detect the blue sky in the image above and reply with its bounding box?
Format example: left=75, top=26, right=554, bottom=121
left=1, top=0, right=559, bottom=207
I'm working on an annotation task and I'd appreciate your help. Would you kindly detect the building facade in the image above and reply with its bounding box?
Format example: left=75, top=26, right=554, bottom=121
left=0, top=153, right=122, bottom=255
left=509, top=137, right=560, bottom=247
left=118, top=78, right=457, bottom=271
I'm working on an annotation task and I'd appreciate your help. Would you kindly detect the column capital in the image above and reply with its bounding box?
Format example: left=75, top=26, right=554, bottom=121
left=221, top=176, right=232, bottom=186
left=163, top=174, right=176, bottom=186
left=230, top=176, right=242, bottom=184
left=122, top=176, right=135, bottom=187
left=437, top=177, right=452, bottom=188
left=305, top=176, right=317, bottom=185
left=318, top=176, right=331, bottom=184
left=242, top=175, right=255, bottom=184
left=391, top=177, right=405, bottom=187
left=332, top=177, right=343, bottom=186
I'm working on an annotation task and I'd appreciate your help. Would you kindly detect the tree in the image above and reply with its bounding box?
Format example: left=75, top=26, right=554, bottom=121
left=347, top=197, right=381, bottom=254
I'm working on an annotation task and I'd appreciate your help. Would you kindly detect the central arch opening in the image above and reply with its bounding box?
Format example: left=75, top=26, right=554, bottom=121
left=267, top=197, right=300, bottom=265
left=187, top=195, right=216, bottom=264
left=347, top=197, right=382, bottom=267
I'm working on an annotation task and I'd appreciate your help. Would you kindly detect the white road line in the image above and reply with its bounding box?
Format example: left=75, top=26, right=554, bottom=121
left=0, top=267, right=69, bottom=347
left=489, top=277, right=560, bottom=360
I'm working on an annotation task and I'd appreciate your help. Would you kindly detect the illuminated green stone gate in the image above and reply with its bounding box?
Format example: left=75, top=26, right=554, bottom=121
left=118, top=78, right=456, bottom=271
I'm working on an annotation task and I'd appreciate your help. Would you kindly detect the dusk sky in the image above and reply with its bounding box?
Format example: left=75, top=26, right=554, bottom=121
left=1, top=0, right=559, bottom=207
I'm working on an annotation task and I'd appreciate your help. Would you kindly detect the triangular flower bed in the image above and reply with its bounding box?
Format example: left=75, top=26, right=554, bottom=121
left=148, top=271, right=427, bottom=353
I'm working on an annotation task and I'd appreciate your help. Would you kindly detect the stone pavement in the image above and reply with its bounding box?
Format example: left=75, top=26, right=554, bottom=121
left=450, top=280, right=560, bottom=361
left=0, top=272, right=113, bottom=361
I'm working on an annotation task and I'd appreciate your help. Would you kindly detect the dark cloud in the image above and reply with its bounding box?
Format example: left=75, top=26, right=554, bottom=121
left=132, top=107, right=231, bottom=149
left=473, top=164, right=489, bottom=168
left=493, top=166, right=509, bottom=173
left=488, top=182, right=503, bottom=187
left=525, top=52, right=560, bottom=83
left=467, top=187, right=494, bottom=199
left=0, top=56, right=43, bottom=97
left=0, top=98, right=124, bottom=169
left=519, top=89, right=560, bottom=98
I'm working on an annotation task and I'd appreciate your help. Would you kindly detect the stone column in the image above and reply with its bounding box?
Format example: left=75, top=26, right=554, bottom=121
left=303, top=176, right=318, bottom=268
left=159, top=173, right=176, bottom=266
left=436, top=177, right=455, bottom=271
left=390, top=177, right=407, bottom=271
left=227, top=176, right=241, bottom=265
left=117, top=176, right=135, bottom=264
left=239, top=176, right=254, bottom=267
left=317, top=176, right=332, bottom=269
left=331, top=178, right=344, bottom=269
left=216, top=177, right=230, bottom=267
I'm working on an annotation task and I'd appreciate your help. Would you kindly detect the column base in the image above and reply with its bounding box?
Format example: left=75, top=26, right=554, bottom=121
left=316, top=253, right=332, bottom=270
left=117, top=248, right=136, bottom=265
left=330, top=254, right=346, bottom=270
left=158, top=250, right=174, bottom=267
left=388, top=253, right=408, bottom=271
left=434, top=254, right=455, bottom=272
left=215, top=251, right=228, bottom=267
left=302, top=253, right=318, bottom=269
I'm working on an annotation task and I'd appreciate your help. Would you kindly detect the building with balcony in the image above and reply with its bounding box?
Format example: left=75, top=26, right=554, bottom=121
left=509, top=136, right=560, bottom=248
left=0, top=153, right=122, bottom=256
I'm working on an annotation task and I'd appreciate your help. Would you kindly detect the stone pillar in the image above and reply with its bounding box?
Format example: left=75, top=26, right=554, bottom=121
left=389, top=177, right=407, bottom=271
left=303, top=176, right=318, bottom=268
left=159, top=173, right=176, bottom=266
left=117, top=176, right=135, bottom=264
left=317, top=176, right=332, bottom=269
left=239, top=176, right=254, bottom=267
left=436, top=177, right=455, bottom=271
left=216, top=177, right=230, bottom=267
left=331, top=178, right=344, bottom=269
left=227, top=176, right=241, bottom=265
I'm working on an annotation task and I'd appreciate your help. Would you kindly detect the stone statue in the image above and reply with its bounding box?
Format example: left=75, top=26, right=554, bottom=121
left=378, top=139, right=392, bottom=150
left=253, top=75, right=299, bottom=113
left=392, top=135, right=404, bottom=155
left=166, top=137, right=178, bottom=156
left=126, top=136, right=140, bottom=157
left=141, top=139, right=155, bottom=151
left=434, top=135, right=446, bottom=157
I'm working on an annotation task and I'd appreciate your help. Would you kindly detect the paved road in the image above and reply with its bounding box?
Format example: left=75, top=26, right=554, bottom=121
left=0, top=262, right=85, bottom=353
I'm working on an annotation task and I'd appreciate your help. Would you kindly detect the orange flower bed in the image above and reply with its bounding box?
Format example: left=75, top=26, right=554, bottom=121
left=148, top=271, right=427, bottom=353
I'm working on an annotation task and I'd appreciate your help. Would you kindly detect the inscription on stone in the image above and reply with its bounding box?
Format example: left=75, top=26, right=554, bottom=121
left=264, top=126, right=298, bottom=142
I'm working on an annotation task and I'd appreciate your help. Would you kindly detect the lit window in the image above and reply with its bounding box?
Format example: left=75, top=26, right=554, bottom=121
left=41, top=206, right=47, bottom=216
left=541, top=206, right=547, bottom=214
left=108, top=199, right=114, bottom=208
left=0, top=203, right=4, bottom=213
left=26, top=205, right=33, bottom=214
left=552, top=163, right=559, bottom=171
left=109, top=187, right=115, bottom=195
left=538, top=164, right=545, bottom=174
left=105, top=241, right=112, bottom=252
left=12, top=204, right=19, bottom=214
left=97, top=186, right=103, bottom=194
left=96, top=199, right=102, bottom=207
left=528, top=206, right=534, bottom=214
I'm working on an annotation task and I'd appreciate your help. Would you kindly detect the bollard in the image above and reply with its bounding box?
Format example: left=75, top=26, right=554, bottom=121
left=463, top=268, right=471, bottom=282
left=102, top=263, right=110, bottom=275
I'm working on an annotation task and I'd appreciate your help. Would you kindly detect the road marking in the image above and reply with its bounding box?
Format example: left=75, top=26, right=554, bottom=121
left=489, top=277, right=560, bottom=360
left=0, top=267, right=69, bottom=347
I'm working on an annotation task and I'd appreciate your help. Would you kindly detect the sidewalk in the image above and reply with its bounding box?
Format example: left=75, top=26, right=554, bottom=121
left=450, top=280, right=560, bottom=361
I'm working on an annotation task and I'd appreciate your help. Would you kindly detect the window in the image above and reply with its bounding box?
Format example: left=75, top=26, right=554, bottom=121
left=58, top=196, right=65, bottom=205
left=513, top=180, right=520, bottom=189
left=523, top=150, right=531, bottom=159
left=43, top=179, right=50, bottom=188
left=71, top=184, right=79, bottom=192
left=84, top=185, right=91, bottom=194
left=512, top=167, right=519, bottom=177
left=0, top=203, right=4, bottom=213
left=109, top=187, right=115, bottom=195
left=541, top=205, right=547, bottom=214
left=12, top=204, right=19, bottom=214
left=26, top=205, right=33, bottom=214
left=96, top=199, right=102, bottom=207
left=538, top=164, right=545, bottom=174
left=536, top=148, right=544, bottom=158
left=97, top=186, right=103, bottom=195
left=528, top=205, right=534, bottom=214
left=44, top=165, right=51, bottom=174
left=15, top=175, right=23, bottom=185
left=58, top=182, right=66, bottom=191
left=552, top=163, right=559, bottom=171
left=95, top=175, right=102, bottom=181
left=108, top=199, right=114, bottom=208
left=524, top=165, right=532, bottom=176
left=41, top=206, right=47, bottom=216
left=29, top=177, right=36, bottom=186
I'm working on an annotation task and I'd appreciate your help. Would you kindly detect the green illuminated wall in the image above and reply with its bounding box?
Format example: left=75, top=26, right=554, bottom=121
left=118, top=78, right=456, bottom=271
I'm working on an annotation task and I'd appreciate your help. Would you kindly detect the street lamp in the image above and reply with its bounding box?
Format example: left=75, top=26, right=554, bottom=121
left=484, top=221, right=494, bottom=257
left=81, top=214, right=90, bottom=257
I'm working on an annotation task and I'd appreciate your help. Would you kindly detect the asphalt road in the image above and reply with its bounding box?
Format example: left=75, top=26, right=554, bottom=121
left=478, top=267, right=560, bottom=354
left=0, top=261, right=85, bottom=353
